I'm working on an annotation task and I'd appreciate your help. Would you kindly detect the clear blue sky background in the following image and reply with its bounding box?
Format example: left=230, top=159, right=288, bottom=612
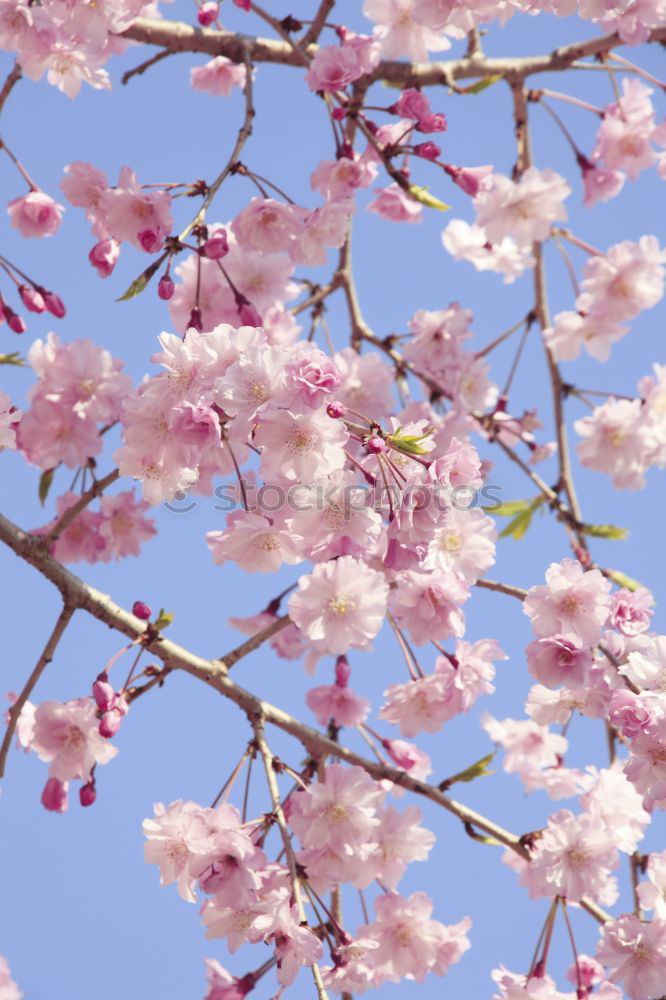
left=1, top=3, right=664, bottom=998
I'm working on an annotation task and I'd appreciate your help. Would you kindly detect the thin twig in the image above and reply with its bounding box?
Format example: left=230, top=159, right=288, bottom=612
left=121, top=47, right=175, bottom=85
left=0, top=603, right=76, bottom=778
left=0, top=61, right=21, bottom=116
left=45, top=469, right=120, bottom=546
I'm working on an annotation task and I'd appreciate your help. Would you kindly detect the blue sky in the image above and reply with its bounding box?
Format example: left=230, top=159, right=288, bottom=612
left=1, top=3, right=665, bottom=998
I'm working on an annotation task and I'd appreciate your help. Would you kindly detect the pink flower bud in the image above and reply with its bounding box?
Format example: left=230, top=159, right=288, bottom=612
left=188, top=307, right=203, bottom=332
left=88, top=239, right=120, bottom=278
left=332, top=107, right=346, bottom=121
left=6, top=310, right=26, bottom=334
left=413, top=141, right=441, bottom=160
left=334, top=655, right=351, bottom=687
left=92, top=672, right=117, bottom=712
left=197, top=1, right=219, bottom=25
left=236, top=300, right=262, bottom=327
left=201, top=232, right=229, bottom=260
left=327, top=401, right=346, bottom=419
left=79, top=781, right=97, bottom=807
left=132, top=601, right=152, bottom=620
left=41, top=776, right=68, bottom=812
left=41, top=290, right=66, bottom=318
left=19, top=285, right=46, bottom=312
left=99, top=711, right=122, bottom=739
left=138, top=228, right=163, bottom=253
left=366, top=435, right=386, bottom=454
left=157, top=274, right=175, bottom=300
left=444, top=164, right=493, bottom=197
left=232, top=0, right=250, bottom=9
left=416, top=112, right=447, bottom=134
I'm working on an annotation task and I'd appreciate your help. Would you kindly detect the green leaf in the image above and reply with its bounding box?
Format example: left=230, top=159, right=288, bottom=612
left=582, top=523, right=629, bottom=541
left=438, top=752, right=496, bottom=792
left=387, top=424, right=435, bottom=456
left=38, top=468, right=56, bottom=506
left=492, top=500, right=531, bottom=518
left=407, top=184, right=451, bottom=212
left=0, top=352, right=25, bottom=366
left=457, top=74, right=503, bottom=95
left=498, top=496, right=544, bottom=541
left=116, top=253, right=167, bottom=302
left=605, top=569, right=644, bottom=593
left=153, top=608, right=175, bottom=631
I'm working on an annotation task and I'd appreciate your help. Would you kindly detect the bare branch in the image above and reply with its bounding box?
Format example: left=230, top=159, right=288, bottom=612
left=0, top=61, right=21, bottom=117
left=0, top=602, right=76, bottom=779
left=119, top=18, right=666, bottom=85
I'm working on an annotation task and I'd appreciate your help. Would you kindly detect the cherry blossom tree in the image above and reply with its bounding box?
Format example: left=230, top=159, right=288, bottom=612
left=1, top=1, right=666, bottom=998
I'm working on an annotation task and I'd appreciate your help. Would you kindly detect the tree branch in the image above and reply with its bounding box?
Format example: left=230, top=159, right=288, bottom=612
left=119, top=19, right=666, bottom=85
left=45, top=468, right=120, bottom=546
left=0, top=601, right=76, bottom=778
left=0, top=61, right=21, bottom=117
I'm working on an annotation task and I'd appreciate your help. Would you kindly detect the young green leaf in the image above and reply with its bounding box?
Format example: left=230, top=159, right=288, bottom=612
left=38, top=468, right=56, bottom=506
left=0, top=352, right=25, bottom=366
left=438, top=751, right=496, bottom=792
left=407, top=184, right=451, bottom=212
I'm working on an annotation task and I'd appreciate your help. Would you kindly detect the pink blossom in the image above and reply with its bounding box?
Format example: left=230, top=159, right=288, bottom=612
left=61, top=161, right=109, bottom=235
left=367, top=184, right=423, bottom=224
left=203, top=959, right=253, bottom=1000
left=483, top=714, right=567, bottom=774
left=474, top=167, right=570, bottom=246
left=422, top=508, right=497, bottom=584
left=311, top=155, right=378, bottom=201
left=383, top=738, right=432, bottom=782
left=334, top=347, right=395, bottom=419
left=392, top=87, right=430, bottom=120
left=255, top=408, right=348, bottom=483
left=232, top=198, right=305, bottom=254
left=98, top=490, right=156, bottom=559
left=582, top=163, right=626, bottom=207
left=609, top=587, right=654, bottom=636
left=526, top=636, right=593, bottom=689
left=380, top=673, right=458, bottom=737
left=577, top=235, right=666, bottom=324
left=594, top=80, right=658, bottom=181
left=288, top=556, right=388, bottom=655
left=637, top=849, right=666, bottom=918
left=190, top=56, right=247, bottom=96
left=88, top=238, right=120, bottom=278
left=624, top=715, right=666, bottom=799
left=442, top=219, right=535, bottom=284
left=0, top=391, right=20, bottom=450
left=359, top=892, right=470, bottom=983
left=7, top=190, right=64, bottom=238
left=521, top=808, right=619, bottom=903
left=304, top=44, right=364, bottom=92
left=581, top=764, right=650, bottom=855
left=544, top=310, right=629, bottom=363
left=284, top=349, right=341, bottom=408
left=104, top=166, right=173, bottom=251
left=306, top=662, right=371, bottom=728
left=356, top=804, right=435, bottom=888
left=290, top=764, right=383, bottom=861
left=30, top=698, right=118, bottom=782
left=566, top=954, right=604, bottom=990
left=363, top=0, right=454, bottom=60
left=388, top=569, right=467, bottom=645
left=524, top=558, right=611, bottom=646
left=207, top=511, right=304, bottom=574
left=290, top=200, right=352, bottom=266
left=575, top=398, right=657, bottom=491
left=596, top=914, right=666, bottom=1000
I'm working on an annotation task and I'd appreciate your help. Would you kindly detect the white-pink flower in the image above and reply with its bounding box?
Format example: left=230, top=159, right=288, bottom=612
left=190, top=56, right=247, bottom=96
left=523, top=558, right=611, bottom=646
left=474, top=167, right=570, bottom=247
left=288, top=556, right=388, bottom=654
left=7, top=190, right=64, bottom=238
left=596, top=914, right=666, bottom=1000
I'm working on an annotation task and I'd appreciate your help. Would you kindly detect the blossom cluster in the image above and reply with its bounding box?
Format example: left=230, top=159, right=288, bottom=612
left=143, top=765, right=471, bottom=992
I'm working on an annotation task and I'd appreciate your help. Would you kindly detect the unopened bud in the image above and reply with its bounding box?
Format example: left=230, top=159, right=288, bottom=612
left=132, top=601, right=152, bottom=620
left=138, top=228, right=162, bottom=253
left=88, top=239, right=120, bottom=278
left=197, top=1, right=219, bottom=25
left=326, top=401, right=346, bottom=419
left=99, top=711, right=122, bottom=739
left=413, top=141, right=441, bottom=160
left=201, top=232, right=229, bottom=260
left=79, top=781, right=97, bottom=807
left=92, top=672, right=117, bottom=712
left=334, top=656, right=351, bottom=687
left=236, top=299, right=262, bottom=327
left=19, top=285, right=46, bottom=312
left=332, top=107, right=346, bottom=121
left=157, top=274, right=175, bottom=300
left=366, top=435, right=386, bottom=454
left=416, top=112, right=447, bottom=134
left=41, top=777, right=68, bottom=813
left=41, top=290, right=66, bottom=318
left=7, top=311, right=26, bottom=334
